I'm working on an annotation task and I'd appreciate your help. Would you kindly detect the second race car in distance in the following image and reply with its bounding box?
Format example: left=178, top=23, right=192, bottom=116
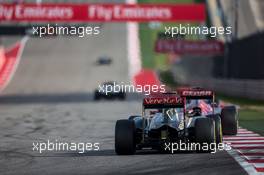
left=96, top=56, right=112, bottom=65
left=94, top=81, right=126, bottom=100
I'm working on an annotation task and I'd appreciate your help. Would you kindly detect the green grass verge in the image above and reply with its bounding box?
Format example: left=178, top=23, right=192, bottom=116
left=239, top=109, right=264, bottom=136
left=216, top=93, right=264, bottom=136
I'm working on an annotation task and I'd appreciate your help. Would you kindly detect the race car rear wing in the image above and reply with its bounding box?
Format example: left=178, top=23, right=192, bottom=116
left=143, top=96, right=184, bottom=109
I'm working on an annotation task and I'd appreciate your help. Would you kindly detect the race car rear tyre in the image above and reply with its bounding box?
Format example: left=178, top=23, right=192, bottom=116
left=207, top=115, right=223, bottom=144
left=221, top=106, right=238, bottom=135
left=115, top=119, right=136, bottom=155
left=195, top=118, right=215, bottom=152
left=128, top=116, right=144, bottom=144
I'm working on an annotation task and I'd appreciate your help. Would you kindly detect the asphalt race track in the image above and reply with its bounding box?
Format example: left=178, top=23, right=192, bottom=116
left=0, top=23, right=248, bottom=175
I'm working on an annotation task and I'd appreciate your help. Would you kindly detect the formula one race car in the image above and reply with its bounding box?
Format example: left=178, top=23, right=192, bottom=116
left=178, top=87, right=238, bottom=137
left=115, top=93, right=219, bottom=155
left=94, top=81, right=125, bottom=100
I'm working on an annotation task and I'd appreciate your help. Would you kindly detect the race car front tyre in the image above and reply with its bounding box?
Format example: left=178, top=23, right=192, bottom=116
left=195, top=118, right=215, bottom=152
left=221, top=106, right=238, bottom=135
left=115, top=119, right=136, bottom=155
left=207, top=114, right=223, bottom=144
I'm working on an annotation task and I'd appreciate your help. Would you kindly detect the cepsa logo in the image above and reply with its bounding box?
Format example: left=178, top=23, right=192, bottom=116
left=144, top=97, right=182, bottom=105
left=181, top=90, right=213, bottom=96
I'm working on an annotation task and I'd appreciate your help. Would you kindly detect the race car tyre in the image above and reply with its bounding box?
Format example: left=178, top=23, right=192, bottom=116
left=194, top=118, right=215, bottom=152
left=221, top=106, right=238, bottom=135
left=128, top=116, right=143, bottom=144
left=115, top=119, right=136, bottom=155
left=207, top=114, right=223, bottom=144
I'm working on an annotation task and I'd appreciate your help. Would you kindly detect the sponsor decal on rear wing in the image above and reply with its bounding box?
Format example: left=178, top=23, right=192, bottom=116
left=180, top=90, right=214, bottom=99
left=143, top=96, right=184, bottom=108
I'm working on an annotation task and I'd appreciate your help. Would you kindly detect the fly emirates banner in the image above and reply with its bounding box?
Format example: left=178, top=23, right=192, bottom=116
left=0, top=3, right=205, bottom=22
